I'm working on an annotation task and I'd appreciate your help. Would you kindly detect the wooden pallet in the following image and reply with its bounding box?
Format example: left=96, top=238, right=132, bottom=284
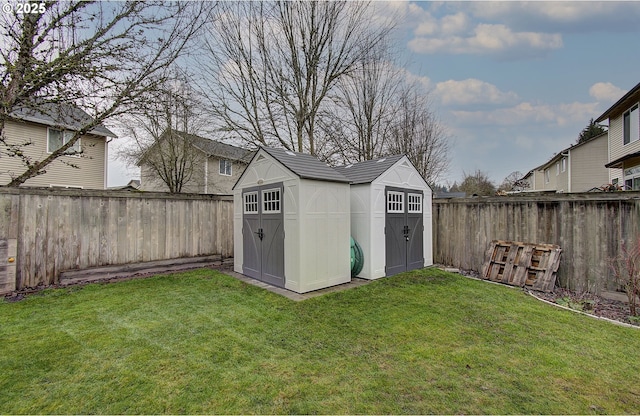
left=481, top=240, right=561, bottom=292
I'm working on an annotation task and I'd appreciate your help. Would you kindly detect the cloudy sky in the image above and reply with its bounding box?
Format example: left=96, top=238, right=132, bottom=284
left=107, top=1, right=640, bottom=188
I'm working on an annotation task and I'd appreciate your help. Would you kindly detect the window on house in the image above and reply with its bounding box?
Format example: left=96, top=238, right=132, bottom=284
left=624, top=165, right=640, bottom=191
left=623, top=104, right=639, bottom=145
left=48, top=128, right=80, bottom=154
left=219, top=159, right=232, bottom=176
left=561, top=157, right=567, bottom=173
left=387, top=191, right=404, bottom=213
left=556, top=162, right=560, bottom=176
left=544, top=168, right=550, bottom=184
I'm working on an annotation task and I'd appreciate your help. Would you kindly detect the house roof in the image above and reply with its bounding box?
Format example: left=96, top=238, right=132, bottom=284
left=177, top=131, right=254, bottom=162
left=595, top=81, right=640, bottom=123
left=259, top=147, right=351, bottom=183
left=333, top=155, right=405, bottom=184
left=533, top=131, right=608, bottom=172
left=10, top=102, right=117, bottom=138
left=605, top=150, right=640, bottom=169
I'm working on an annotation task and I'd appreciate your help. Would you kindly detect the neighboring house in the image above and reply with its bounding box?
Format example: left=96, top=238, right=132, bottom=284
left=519, top=132, right=609, bottom=193
left=139, top=130, right=254, bottom=194
left=108, top=179, right=141, bottom=191
left=520, top=163, right=546, bottom=191
left=596, top=81, right=640, bottom=190
left=1, top=103, right=116, bottom=189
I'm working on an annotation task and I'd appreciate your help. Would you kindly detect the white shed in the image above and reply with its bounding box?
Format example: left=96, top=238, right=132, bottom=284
left=233, top=147, right=352, bottom=293
left=334, top=155, right=433, bottom=279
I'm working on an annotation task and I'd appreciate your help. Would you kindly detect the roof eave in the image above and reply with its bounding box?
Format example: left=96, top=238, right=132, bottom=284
left=595, top=81, right=640, bottom=123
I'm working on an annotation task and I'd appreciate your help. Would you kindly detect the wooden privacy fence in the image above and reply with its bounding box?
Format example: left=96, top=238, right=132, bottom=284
left=433, top=192, right=640, bottom=294
left=0, top=187, right=234, bottom=293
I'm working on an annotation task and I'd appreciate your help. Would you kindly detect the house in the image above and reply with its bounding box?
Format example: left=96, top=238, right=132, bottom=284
left=139, top=130, right=254, bottom=194
left=233, top=147, right=351, bottom=293
left=596, top=81, right=640, bottom=190
left=334, top=155, right=433, bottom=279
left=519, top=132, right=609, bottom=193
left=108, top=179, right=141, bottom=191
left=1, top=103, right=116, bottom=189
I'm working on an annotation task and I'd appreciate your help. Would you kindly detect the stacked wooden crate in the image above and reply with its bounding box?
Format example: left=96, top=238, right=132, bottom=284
left=481, top=240, right=562, bottom=292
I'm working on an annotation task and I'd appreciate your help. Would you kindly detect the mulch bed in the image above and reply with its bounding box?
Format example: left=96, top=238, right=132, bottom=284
left=527, top=287, right=639, bottom=327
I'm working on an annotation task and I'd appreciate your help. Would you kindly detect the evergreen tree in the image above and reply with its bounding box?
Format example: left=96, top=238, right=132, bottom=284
left=577, top=118, right=606, bottom=144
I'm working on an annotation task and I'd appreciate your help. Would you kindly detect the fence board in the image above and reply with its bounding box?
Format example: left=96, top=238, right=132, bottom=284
left=0, top=188, right=234, bottom=293
left=434, top=192, right=640, bottom=294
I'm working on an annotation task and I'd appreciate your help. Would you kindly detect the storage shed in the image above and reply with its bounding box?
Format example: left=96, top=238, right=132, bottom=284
left=335, top=155, right=433, bottom=279
left=233, top=147, right=352, bottom=293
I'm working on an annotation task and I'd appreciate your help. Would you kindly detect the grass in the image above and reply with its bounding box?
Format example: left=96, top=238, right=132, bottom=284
left=1, top=268, right=639, bottom=414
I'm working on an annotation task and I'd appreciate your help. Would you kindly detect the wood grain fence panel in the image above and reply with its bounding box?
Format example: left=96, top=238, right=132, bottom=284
left=433, top=193, right=640, bottom=294
left=0, top=188, right=234, bottom=293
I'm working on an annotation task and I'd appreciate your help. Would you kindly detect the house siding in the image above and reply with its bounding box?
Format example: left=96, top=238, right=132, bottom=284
left=1, top=119, right=106, bottom=189
left=555, top=159, right=569, bottom=192
left=570, top=135, right=609, bottom=192
left=542, top=165, right=557, bottom=191
left=206, top=156, right=247, bottom=194
left=139, top=152, right=247, bottom=194
left=609, top=100, right=640, bottom=163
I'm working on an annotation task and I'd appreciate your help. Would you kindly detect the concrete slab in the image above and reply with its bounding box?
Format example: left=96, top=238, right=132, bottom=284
left=221, top=270, right=372, bottom=301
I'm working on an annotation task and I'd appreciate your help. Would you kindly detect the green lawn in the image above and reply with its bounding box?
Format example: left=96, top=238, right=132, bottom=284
left=1, top=268, right=639, bottom=414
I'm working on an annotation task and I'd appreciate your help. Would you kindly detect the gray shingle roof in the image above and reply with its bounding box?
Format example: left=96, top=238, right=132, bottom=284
left=333, top=154, right=405, bottom=184
left=261, top=147, right=350, bottom=183
left=178, top=132, right=254, bottom=162
left=10, top=102, right=117, bottom=137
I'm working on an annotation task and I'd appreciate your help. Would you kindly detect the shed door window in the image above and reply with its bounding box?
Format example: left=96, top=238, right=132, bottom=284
left=387, top=191, right=404, bottom=213
left=243, top=192, right=259, bottom=213
left=407, top=193, right=422, bottom=213
left=262, top=188, right=281, bottom=213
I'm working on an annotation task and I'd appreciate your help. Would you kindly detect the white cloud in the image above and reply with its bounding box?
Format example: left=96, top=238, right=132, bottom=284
left=434, top=79, right=518, bottom=106
left=451, top=101, right=598, bottom=127
left=589, top=82, right=627, bottom=102
left=440, top=12, right=470, bottom=35
left=408, top=23, right=563, bottom=57
left=461, top=1, right=640, bottom=33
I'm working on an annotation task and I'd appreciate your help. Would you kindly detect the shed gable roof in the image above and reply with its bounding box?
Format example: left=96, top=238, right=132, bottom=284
left=333, top=155, right=405, bottom=184
left=260, top=147, right=350, bottom=183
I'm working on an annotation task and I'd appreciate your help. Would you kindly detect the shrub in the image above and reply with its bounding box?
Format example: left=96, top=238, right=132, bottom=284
left=609, top=238, right=640, bottom=316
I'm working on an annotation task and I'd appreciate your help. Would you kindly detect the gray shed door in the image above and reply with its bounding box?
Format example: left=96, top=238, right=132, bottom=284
left=242, top=183, right=285, bottom=287
left=385, top=187, right=424, bottom=276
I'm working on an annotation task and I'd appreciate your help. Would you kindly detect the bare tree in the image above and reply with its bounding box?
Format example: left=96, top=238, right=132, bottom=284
left=386, top=85, right=451, bottom=186
left=329, top=38, right=402, bottom=163
left=0, top=1, right=208, bottom=186
left=202, top=0, right=391, bottom=155
left=119, top=72, right=207, bottom=193
left=498, top=171, right=529, bottom=192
